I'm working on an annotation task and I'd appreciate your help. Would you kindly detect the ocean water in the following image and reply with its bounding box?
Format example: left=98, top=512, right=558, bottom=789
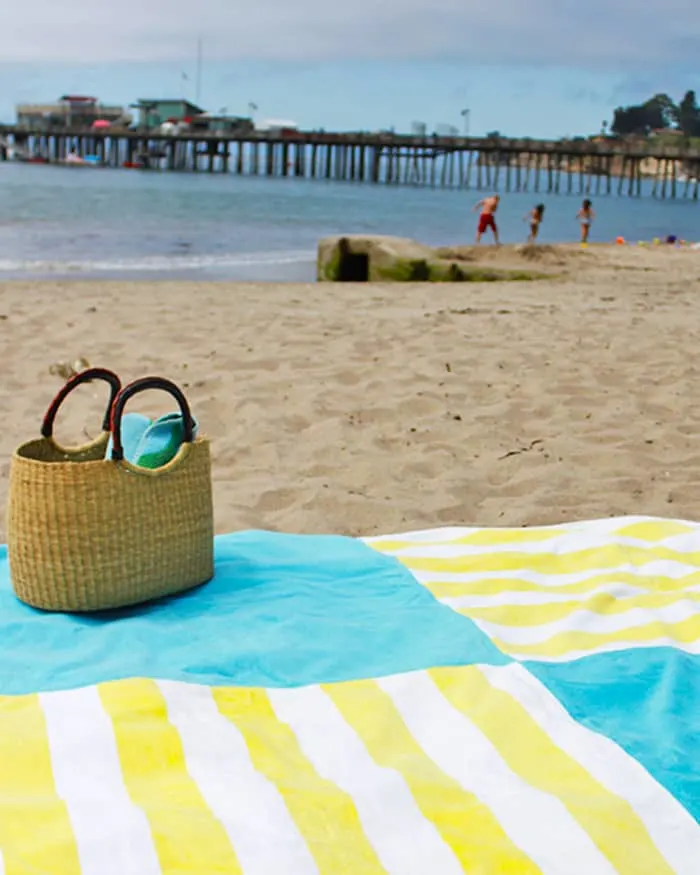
left=1, top=163, right=700, bottom=281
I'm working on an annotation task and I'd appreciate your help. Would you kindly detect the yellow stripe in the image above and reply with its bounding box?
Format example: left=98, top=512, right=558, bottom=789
left=492, top=612, right=700, bottom=658
left=431, top=667, right=674, bottom=875
left=461, top=590, right=700, bottom=627
left=426, top=569, right=700, bottom=599
left=324, top=678, right=542, bottom=874
left=0, top=694, right=80, bottom=875
left=213, top=686, right=387, bottom=874
left=613, top=520, right=695, bottom=541
left=370, top=527, right=566, bottom=551
left=99, top=679, right=241, bottom=874
left=395, top=544, right=700, bottom=575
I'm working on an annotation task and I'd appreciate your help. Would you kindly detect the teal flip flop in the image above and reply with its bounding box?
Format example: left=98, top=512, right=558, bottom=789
left=134, top=412, right=199, bottom=469
left=105, top=411, right=198, bottom=469
left=104, top=412, right=151, bottom=465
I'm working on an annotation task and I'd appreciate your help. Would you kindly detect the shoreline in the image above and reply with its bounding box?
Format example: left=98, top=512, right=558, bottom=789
left=0, top=241, right=697, bottom=284
left=2, top=243, right=700, bottom=540
left=0, top=259, right=318, bottom=285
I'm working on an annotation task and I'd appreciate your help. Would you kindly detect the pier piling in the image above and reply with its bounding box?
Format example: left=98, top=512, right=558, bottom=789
left=2, top=125, right=699, bottom=199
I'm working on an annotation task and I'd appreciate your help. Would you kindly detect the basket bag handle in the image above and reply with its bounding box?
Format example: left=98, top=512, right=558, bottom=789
left=41, top=367, right=122, bottom=439
left=109, top=376, right=196, bottom=462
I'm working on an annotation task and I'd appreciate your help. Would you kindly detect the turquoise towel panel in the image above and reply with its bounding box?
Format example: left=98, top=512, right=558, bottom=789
left=0, top=530, right=508, bottom=696
left=530, top=649, right=700, bottom=822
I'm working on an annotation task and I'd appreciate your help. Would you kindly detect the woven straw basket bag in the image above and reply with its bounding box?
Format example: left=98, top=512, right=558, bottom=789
left=7, top=368, right=214, bottom=612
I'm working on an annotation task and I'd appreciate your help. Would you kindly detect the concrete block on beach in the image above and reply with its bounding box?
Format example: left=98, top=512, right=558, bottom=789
left=317, top=234, right=554, bottom=282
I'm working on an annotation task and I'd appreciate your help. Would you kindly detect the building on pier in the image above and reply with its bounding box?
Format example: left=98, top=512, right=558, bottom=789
left=131, top=100, right=254, bottom=135
left=16, top=95, right=130, bottom=130
left=188, top=113, right=254, bottom=135
left=132, top=99, right=204, bottom=130
left=254, top=118, right=299, bottom=134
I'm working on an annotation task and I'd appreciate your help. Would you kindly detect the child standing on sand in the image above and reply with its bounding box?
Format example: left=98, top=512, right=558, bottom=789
left=525, top=204, right=545, bottom=243
left=577, top=199, right=595, bottom=244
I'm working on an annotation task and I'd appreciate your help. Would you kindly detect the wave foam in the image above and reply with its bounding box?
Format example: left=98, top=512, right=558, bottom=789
left=0, top=250, right=315, bottom=274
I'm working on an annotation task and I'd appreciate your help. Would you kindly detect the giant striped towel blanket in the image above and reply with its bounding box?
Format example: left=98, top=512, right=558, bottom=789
left=0, top=515, right=698, bottom=874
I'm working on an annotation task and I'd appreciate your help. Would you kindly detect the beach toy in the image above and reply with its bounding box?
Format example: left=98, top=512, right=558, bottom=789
left=653, top=237, right=660, bottom=245
left=616, top=236, right=625, bottom=245
left=7, top=369, right=213, bottom=612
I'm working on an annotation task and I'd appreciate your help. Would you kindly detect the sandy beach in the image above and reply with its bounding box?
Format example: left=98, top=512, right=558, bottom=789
left=1, top=242, right=700, bottom=540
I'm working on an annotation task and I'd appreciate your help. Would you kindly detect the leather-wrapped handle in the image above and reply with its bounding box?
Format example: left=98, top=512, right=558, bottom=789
left=109, top=376, right=195, bottom=462
left=41, top=367, right=121, bottom=438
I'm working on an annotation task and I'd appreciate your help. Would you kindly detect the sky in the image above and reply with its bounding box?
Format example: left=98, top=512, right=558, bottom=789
left=1, top=1, right=699, bottom=137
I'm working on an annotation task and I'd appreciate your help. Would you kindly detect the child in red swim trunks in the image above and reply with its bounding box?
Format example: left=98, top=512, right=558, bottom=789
left=473, top=194, right=500, bottom=244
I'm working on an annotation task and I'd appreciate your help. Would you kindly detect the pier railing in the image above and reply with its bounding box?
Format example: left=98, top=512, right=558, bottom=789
left=1, top=126, right=698, bottom=198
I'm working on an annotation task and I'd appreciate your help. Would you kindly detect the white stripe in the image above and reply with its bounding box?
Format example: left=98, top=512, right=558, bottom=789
left=444, top=582, right=646, bottom=609
left=40, top=686, right=161, bottom=875
left=411, top=560, right=700, bottom=587
left=0, top=847, right=5, bottom=875
left=365, top=515, right=690, bottom=546
left=658, top=531, right=700, bottom=552
left=158, top=680, right=317, bottom=875
left=268, top=685, right=463, bottom=875
left=379, top=671, right=618, bottom=875
left=365, top=526, right=484, bottom=544
left=481, top=663, right=700, bottom=874
left=507, top=636, right=700, bottom=662
left=580, top=515, right=696, bottom=533
left=474, top=598, right=700, bottom=646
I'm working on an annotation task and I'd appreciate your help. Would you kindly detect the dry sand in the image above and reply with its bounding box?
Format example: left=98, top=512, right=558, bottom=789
left=2, top=243, right=700, bottom=540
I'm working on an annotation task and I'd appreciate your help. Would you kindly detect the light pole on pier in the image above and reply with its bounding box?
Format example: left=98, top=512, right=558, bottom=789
left=461, top=108, right=470, bottom=137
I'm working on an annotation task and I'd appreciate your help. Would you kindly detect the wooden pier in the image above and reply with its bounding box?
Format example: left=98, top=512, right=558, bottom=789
left=1, top=126, right=699, bottom=198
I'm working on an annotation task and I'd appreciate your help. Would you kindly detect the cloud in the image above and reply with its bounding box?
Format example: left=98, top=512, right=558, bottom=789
left=607, top=78, right=660, bottom=103
left=563, top=87, right=604, bottom=104
left=605, top=71, right=699, bottom=108
left=2, top=0, right=700, bottom=67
